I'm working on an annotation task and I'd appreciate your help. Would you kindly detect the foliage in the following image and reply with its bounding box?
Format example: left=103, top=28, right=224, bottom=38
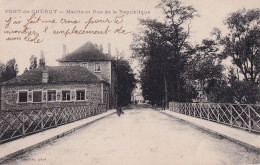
left=227, top=67, right=260, bottom=104
left=213, top=8, right=260, bottom=83
left=23, top=68, right=28, bottom=73
left=29, top=55, right=37, bottom=70
left=0, top=59, right=18, bottom=83
left=39, top=50, right=46, bottom=67
left=186, top=39, right=222, bottom=85
left=140, top=58, right=165, bottom=105
left=184, top=39, right=231, bottom=103
left=131, top=0, right=198, bottom=105
left=210, top=8, right=260, bottom=103
left=112, top=58, right=137, bottom=106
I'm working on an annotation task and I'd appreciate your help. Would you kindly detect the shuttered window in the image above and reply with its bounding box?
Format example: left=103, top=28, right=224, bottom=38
left=33, top=91, right=42, bottom=103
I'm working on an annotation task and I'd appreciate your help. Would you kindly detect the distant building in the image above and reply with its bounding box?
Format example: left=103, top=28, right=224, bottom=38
left=192, top=81, right=208, bottom=103
left=132, top=94, right=144, bottom=104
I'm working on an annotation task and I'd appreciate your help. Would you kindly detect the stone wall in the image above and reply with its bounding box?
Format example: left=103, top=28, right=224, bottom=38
left=59, top=61, right=116, bottom=108
left=0, top=82, right=109, bottom=111
left=59, top=61, right=112, bottom=84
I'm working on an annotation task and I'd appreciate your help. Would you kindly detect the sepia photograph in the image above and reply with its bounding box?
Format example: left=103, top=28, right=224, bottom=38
left=0, top=0, right=259, bottom=164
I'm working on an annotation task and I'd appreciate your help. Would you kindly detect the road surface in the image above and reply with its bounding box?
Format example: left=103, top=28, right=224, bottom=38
left=3, top=106, right=260, bottom=165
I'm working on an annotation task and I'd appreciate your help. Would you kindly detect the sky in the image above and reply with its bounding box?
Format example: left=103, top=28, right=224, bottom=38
left=0, top=0, right=259, bottom=74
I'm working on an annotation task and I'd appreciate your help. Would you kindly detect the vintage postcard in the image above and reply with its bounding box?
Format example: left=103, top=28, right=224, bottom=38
left=0, top=0, right=259, bottom=164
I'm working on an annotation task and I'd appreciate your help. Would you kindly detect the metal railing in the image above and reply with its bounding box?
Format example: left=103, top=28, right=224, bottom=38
left=0, top=104, right=107, bottom=144
left=169, top=102, right=260, bottom=133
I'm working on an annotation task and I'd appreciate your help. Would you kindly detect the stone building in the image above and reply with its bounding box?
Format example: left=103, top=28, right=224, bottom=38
left=57, top=41, right=116, bottom=108
left=0, top=41, right=116, bottom=110
left=0, top=65, right=110, bottom=111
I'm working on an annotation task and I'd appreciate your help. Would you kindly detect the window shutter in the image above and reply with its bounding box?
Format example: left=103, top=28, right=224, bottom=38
left=57, top=90, right=62, bottom=102
left=86, top=89, right=91, bottom=101
left=28, top=90, right=33, bottom=103
left=85, top=89, right=88, bottom=101
left=42, top=91, right=47, bottom=102
left=71, top=90, right=76, bottom=101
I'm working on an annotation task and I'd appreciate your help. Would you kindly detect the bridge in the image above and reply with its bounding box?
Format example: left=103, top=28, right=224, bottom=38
left=0, top=104, right=259, bottom=165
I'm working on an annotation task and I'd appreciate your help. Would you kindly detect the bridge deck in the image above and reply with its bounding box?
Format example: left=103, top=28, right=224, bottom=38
left=1, top=106, right=260, bottom=165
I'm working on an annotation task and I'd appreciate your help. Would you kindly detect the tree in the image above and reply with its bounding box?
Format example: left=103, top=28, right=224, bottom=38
left=99, top=44, right=104, bottom=53
left=213, top=8, right=260, bottom=83
left=0, top=61, right=5, bottom=83
left=0, top=58, right=18, bottom=83
left=112, top=57, right=137, bottom=106
left=24, top=68, right=28, bottom=73
left=186, top=39, right=221, bottom=84
left=39, top=50, right=46, bottom=67
left=132, top=0, right=198, bottom=106
left=184, top=39, right=231, bottom=102
left=29, top=55, right=37, bottom=69
left=226, top=67, right=260, bottom=104
left=211, top=8, right=260, bottom=103
left=140, top=59, right=165, bottom=106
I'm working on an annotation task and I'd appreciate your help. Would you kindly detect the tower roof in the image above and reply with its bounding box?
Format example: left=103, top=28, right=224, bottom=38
left=57, top=41, right=111, bottom=62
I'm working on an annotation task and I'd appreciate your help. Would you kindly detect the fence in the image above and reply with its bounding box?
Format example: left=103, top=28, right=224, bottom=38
left=0, top=103, right=107, bottom=144
left=169, top=102, right=260, bottom=133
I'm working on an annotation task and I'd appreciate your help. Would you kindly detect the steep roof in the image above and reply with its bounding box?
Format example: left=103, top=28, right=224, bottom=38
left=57, top=41, right=111, bottom=62
left=1, top=66, right=107, bottom=86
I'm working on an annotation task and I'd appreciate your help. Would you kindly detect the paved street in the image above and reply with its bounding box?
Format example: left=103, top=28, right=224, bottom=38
left=3, top=106, right=260, bottom=165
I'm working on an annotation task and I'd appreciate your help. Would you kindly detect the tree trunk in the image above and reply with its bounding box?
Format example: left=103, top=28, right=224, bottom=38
left=164, top=74, right=168, bottom=109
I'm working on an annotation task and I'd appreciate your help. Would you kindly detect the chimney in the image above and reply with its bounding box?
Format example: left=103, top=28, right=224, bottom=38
left=63, top=44, right=66, bottom=57
left=42, top=68, right=49, bottom=83
left=108, top=43, right=111, bottom=56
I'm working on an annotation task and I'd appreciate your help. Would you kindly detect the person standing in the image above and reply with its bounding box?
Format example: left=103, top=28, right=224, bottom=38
left=116, top=106, right=124, bottom=116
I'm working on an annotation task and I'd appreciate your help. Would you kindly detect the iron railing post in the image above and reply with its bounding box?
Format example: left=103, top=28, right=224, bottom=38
left=248, top=107, right=251, bottom=132
left=188, top=104, right=191, bottom=116
left=22, top=112, right=25, bottom=137
left=207, top=104, right=210, bottom=121
left=65, top=108, right=68, bottom=124
left=193, top=104, right=196, bottom=117
left=217, top=106, right=220, bottom=123
left=230, top=106, right=233, bottom=127
left=54, top=108, right=57, bottom=128
left=41, top=110, right=44, bottom=132
left=199, top=103, right=202, bottom=119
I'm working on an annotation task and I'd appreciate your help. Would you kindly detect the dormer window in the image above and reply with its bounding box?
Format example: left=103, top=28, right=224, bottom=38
left=80, top=62, right=88, bottom=69
left=95, top=63, right=101, bottom=72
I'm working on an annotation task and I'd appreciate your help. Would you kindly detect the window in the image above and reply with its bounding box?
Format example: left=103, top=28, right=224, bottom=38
left=62, top=90, right=71, bottom=101
left=19, top=91, right=28, bottom=103
left=76, top=90, right=85, bottom=101
left=33, top=91, right=42, bottom=103
left=80, top=62, right=88, bottom=68
left=47, top=90, right=56, bottom=102
left=94, top=63, right=101, bottom=72
left=68, top=63, right=75, bottom=66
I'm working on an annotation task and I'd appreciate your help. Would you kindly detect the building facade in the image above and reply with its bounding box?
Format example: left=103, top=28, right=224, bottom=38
left=0, top=41, right=116, bottom=110
left=0, top=66, right=110, bottom=110
left=57, top=41, right=116, bottom=108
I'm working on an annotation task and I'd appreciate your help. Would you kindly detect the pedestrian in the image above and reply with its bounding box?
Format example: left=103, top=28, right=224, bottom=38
left=116, top=106, right=124, bottom=116
left=162, top=99, right=165, bottom=110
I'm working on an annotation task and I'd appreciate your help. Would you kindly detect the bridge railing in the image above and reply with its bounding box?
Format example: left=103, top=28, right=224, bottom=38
left=169, top=102, right=260, bottom=133
left=0, top=103, right=107, bottom=144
